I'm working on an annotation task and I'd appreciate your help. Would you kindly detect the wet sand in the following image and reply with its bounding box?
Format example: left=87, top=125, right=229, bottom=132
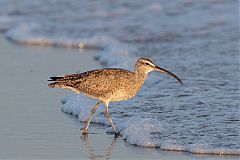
left=0, top=35, right=238, bottom=160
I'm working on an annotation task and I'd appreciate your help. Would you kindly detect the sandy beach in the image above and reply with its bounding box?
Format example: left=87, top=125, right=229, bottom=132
left=0, top=35, right=239, bottom=160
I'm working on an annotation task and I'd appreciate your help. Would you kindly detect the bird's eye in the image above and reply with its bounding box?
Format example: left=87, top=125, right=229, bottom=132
left=145, top=63, right=150, bottom=65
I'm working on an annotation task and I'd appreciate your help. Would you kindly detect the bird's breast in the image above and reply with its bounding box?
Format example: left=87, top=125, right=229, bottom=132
left=109, top=81, right=144, bottom=102
left=109, top=89, right=136, bottom=102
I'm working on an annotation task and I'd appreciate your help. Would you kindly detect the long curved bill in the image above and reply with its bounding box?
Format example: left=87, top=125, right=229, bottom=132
left=154, top=66, right=183, bottom=85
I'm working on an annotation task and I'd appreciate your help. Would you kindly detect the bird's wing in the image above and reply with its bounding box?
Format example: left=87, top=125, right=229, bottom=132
left=70, top=69, right=133, bottom=95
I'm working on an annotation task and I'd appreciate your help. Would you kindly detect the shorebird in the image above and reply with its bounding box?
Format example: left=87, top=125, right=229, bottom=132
left=48, top=58, right=182, bottom=135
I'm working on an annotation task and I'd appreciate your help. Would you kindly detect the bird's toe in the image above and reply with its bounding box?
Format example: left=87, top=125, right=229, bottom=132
left=81, top=128, right=89, bottom=134
left=114, top=132, right=120, bottom=138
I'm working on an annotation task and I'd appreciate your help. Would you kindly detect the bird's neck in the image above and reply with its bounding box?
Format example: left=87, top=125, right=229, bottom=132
left=134, top=68, right=148, bottom=84
left=124, top=68, right=148, bottom=97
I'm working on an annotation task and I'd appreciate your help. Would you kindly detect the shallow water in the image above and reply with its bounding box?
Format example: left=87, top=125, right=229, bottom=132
left=0, top=0, right=239, bottom=155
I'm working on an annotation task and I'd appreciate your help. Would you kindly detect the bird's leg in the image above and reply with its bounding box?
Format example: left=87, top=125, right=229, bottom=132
left=105, top=103, right=118, bottom=136
left=82, top=101, right=102, bottom=134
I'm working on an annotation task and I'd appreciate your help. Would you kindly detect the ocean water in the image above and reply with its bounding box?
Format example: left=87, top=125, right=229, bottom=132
left=0, top=0, right=239, bottom=155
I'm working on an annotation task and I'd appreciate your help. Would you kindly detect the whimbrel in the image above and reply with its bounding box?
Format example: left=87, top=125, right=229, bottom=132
left=48, top=58, right=182, bottom=135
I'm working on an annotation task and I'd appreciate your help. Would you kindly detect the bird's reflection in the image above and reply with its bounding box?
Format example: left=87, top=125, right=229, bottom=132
left=81, top=133, right=117, bottom=160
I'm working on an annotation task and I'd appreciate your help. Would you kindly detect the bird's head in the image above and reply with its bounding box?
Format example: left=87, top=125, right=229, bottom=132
left=135, top=57, right=183, bottom=85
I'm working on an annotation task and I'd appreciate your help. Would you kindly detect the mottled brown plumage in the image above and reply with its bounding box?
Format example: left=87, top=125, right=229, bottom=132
left=48, top=57, right=182, bottom=135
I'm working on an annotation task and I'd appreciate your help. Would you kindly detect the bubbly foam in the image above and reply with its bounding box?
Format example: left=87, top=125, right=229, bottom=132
left=0, top=15, right=16, bottom=32
left=62, top=94, right=240, bottom=155
left=5, top=22, right=114, bottom=50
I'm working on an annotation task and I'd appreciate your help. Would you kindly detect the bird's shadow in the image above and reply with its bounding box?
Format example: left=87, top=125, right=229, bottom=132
left=81, top=133, right=117, bottom=160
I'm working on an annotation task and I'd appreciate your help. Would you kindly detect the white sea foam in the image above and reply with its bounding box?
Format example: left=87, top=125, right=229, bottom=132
left=120, top=118, right=164, bottom=147
left=61, top=94, right=240, bottom=155
left=5, top=23, right=48, bottom=45
left=0, top=15, right=16, bottom=32
left=5, top=22, right=115, bottom=50
left=4, top=21, right=137, bottom=70
left=61, top=94, right=106, bottom=124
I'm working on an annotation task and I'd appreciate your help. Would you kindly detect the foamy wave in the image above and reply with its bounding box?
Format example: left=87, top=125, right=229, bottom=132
left=5, top=23, right=51, bottom=45
left=0, top=15, right=16, bottom=32
left=95, top=40, right=136, bottom=68
left=120, top=118, right=164, bottom=147
left=4, top=23, right=116, bottom=50
left=1, top=16, right=136, bottom=69
left=61, top=94, right=109, bottom=125
left=4, top=22, right=137, bottom=69
left=61, top=94, right=240, bottom=155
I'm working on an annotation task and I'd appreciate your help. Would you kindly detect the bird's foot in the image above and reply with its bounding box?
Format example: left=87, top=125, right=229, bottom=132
left=114, top=132, right=120, bottom=138
left=81, top=128, right=89, bottom=135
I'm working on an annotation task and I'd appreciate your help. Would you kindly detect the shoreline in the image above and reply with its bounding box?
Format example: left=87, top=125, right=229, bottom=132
left=0, top=34, right=239, bottom=160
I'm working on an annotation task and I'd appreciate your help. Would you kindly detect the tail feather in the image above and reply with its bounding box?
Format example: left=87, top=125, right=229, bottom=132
left=48, top=75, right=80, bottom=93
left=48, top=81, right=72, bottom=88
left=48, top=76, right=65, bottom=88
left=48, top=81, right=79, bottom=93
left=48, top=76, right=77, bottom=91
left=48, top=76, right=64, bottom=81
left=48, top=82, right=58, bottom=88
